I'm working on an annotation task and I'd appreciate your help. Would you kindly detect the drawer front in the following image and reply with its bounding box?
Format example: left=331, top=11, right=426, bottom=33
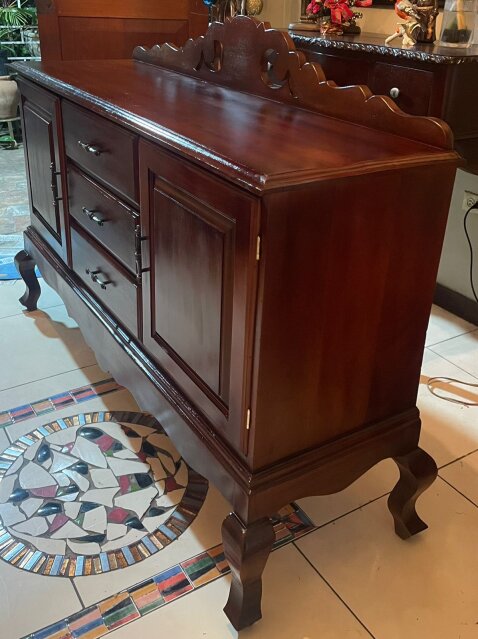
left=62, top=101, right=138, bottom=205
left=370, top=63, right=434, bottom=116
left=71, top=226, right=140, bottom=337
left=68, top=165, right=139, bottom=274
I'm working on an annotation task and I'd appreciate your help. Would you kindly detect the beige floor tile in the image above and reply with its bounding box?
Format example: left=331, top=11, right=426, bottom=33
left=74, top=482, right=230, bottom=607
left=297, top=478, right=478, bottom=639
left=418, top=348, right=478, bottom=468
left=430, top=329, right=478, bottom=378
left=0, top=557, right=81, bottom=639
left=0, top=278, right=63, bottom=320
left=425, top=304, right=477, bottom=348
left=109, top=544, right=371, bottom=639
left=299, top=459, right=399, bottom=528
left=0, top=363, right=110, bottom=414
left=440, top=450, right=478, bottom=506
left=0, top=305, right=96, bottom=393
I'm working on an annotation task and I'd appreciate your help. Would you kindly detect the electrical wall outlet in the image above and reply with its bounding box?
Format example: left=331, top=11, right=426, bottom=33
left=462, top=191, right=478, bottom=211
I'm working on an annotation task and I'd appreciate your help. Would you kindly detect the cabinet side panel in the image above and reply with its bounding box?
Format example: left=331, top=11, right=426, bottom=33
left=250, top=165, right=456, bottom=468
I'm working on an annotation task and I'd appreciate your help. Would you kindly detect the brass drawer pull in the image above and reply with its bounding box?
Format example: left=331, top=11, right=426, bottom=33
left=77, top=140, right=102, bottom=156
left=82, top=206, right=106, bottom=226
left=85, top=268, right=112, bottom=290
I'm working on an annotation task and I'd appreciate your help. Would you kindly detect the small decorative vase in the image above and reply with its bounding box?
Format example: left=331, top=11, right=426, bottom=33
left=0, top=76, right=20, bottom=120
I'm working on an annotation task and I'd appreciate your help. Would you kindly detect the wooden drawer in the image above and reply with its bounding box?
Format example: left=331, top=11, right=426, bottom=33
left=370, top=63, right=434, bottom=116
left=68, top=164, right=139, bottom=274
left=62, top=101, right=138, bottom=205
left=71, top=225, right=140, bottom=337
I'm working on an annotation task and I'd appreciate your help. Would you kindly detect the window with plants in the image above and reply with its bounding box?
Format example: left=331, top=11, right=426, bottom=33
left=0, top=0, right=39, bottom=65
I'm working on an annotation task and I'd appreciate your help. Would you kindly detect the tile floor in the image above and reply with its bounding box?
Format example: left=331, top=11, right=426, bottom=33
left=0, top=278, right=477, bottom=639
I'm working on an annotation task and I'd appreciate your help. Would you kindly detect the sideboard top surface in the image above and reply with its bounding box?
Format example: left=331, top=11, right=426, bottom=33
left=290, top=31, right=478, bottom=65
left=13, top=58, right=455, bottom=193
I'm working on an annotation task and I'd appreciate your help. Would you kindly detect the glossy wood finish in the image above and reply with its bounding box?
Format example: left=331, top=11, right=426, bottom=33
left=17, top=79, right=68, bottom=262
left=13, top=17, right=461, bottom=631
left=140, top=141, right=259, bottom=454
left=35, top=0, right=208, bottom=62
left=222, top=514, right=275, bottom=630
left=62, top=101, right=138, bottom=206
left=70, top=225, right=140, bottom=338
left=14, top=250, right=41, bottom=311
left=291, top=30, right=478, bottom=173
left=67, top=165, right=139, bottom=274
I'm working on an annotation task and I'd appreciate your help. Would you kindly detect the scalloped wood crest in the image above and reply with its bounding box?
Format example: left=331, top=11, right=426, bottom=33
left=133, top=16, right=453, bottom=150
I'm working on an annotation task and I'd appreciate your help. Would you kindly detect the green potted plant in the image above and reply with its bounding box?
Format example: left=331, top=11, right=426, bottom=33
left=0, top=1, right=37, bottom=119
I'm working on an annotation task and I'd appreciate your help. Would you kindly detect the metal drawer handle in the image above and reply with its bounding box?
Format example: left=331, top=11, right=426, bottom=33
left=82, top=207, right=106, bottom=226
left=85, top=268, right=112, bottom=290
left=77, top=140, right=102, bottom=156
left=389, top=87, right=400, bottom=99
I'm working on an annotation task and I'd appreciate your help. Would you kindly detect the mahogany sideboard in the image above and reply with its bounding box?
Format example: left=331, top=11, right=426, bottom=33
left=35, top=0, right=208, bottom=61
left=291, top=31, right=478, bottom=174
left=12, top=17, right=460, bottom=630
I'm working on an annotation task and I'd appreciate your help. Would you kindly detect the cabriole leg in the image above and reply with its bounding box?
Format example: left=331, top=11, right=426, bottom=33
left=15, top=249, right=41, bottom=312
left=222, top=513, right=275, bottom=631
left=388, top=447, right=438, bottom=540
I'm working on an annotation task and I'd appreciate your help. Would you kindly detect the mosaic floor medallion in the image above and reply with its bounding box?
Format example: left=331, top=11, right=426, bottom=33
left=0, top=411, right=208, bottom=576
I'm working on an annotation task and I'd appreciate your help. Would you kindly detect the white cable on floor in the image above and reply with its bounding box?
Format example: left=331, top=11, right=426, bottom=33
left=427, top=376, right=478, bottom=407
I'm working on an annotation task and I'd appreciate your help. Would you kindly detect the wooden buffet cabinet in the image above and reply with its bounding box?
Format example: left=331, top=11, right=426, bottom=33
left=13, top=17, right=460, bottom=630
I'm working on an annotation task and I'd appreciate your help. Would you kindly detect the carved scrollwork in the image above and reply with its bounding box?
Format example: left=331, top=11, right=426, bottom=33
left=133, top=16, right=454, bottom=150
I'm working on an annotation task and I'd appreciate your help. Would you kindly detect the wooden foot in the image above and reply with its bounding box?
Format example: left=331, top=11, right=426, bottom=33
left=14, top=250, right=41, bottom=311
left=388, top=447, right=438, bottom=540
left=222, top=513, right=275, bottom=631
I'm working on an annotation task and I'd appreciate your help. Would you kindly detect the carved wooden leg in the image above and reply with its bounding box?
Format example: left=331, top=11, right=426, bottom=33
left=222, top=513, right=275, bottom=631
left=14, top=250, right=41, bottom=312
left=388, top=447, right=438, bottom=540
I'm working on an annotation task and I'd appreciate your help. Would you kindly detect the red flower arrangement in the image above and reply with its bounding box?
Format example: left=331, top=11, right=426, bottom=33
left=306, top=0, right=372, bottom=34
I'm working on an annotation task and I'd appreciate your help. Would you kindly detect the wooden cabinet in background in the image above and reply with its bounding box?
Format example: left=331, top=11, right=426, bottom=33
left=35, top=0, right=208, bottom=61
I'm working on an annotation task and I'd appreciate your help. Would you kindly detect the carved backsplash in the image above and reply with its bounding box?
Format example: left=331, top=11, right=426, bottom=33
left=133, top=16, right=453, bottom=150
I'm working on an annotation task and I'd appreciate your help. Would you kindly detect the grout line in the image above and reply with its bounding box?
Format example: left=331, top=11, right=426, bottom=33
left=0, top=303, right=65, bottom=322
left=293, top=542, right=377, bottom=639
left=0, top=364, right=100, bottom=395
left=426, top=326, right=478, bottom=349
left=438, top=475, right=478, bottom=509
left=427, top=344, right=478, bottom=382
left=438, top=447, right=478, bottom=471
left=70, top=578, right=87, bottom=609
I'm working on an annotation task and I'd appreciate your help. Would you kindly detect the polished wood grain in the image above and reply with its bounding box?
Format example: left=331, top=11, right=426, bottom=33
left=14, top=17, right=461, bottom=631
left=62, top=100, right=138, bottom=206
left=35, top=0, right=208, bottom=61
left=17, top=79, right=69, bottom=262
left=140, top=140, right=260, bottom=454
left=67, top=164, right=139, bottom=274
left=70, top=225, right=140, bottom=338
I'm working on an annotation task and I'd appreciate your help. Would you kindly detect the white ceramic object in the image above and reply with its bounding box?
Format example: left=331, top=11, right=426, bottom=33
left=0, top=76, right=20, bottom=120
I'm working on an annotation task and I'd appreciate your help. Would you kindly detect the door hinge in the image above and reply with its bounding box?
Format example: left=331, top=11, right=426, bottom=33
left=134, top=225, right=149, bottom=283
left=256, top=236, right=261, bottom=261
left=246, top=408, right=251, bottom=431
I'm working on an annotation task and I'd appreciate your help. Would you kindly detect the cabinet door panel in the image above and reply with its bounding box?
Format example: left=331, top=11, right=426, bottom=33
left=19, top=80, right=68, bottom=261
left=140, top=141, right=259, bottom=454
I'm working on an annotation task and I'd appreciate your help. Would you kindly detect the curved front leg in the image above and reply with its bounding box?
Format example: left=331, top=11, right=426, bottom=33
left=15, top=250, right=41, bottom=312
left=222, top=513, right=275, bottom=631
left=388, top=447, right=438, bottom=540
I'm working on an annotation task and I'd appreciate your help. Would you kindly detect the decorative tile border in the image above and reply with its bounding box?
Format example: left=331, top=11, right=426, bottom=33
left=0, top=379, right=124, bottom=430
left=24, top=503, right=315, bottom=639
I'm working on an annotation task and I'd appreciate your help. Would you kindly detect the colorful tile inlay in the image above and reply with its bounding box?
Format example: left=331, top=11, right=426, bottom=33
left=26, top=503, right=315, bottom=639
left=0, top=379, right=124, bottom=430
left=0, top=412, right=208, bottom=577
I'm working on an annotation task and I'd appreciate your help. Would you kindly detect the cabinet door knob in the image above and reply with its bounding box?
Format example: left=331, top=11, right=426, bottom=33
left=82, top=206, right=106, bottom=226
left=389, top=87, right=400, bottom=99
left=77, top=140, right=102, bottom=156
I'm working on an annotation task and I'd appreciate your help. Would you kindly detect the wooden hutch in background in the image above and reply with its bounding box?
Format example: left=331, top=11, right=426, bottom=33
left=35, top=0, right=208, bottom=61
